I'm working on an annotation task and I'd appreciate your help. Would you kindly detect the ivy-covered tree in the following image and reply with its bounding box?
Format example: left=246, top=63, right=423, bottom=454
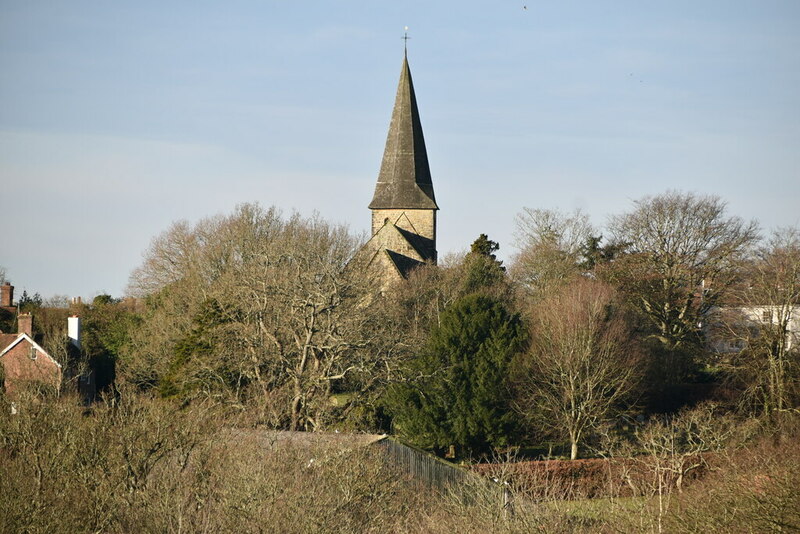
left=387, top=294, right=525, bottom=458
left=81, top=296, right=141, bottom=393
left=158, top=298, right=229, bottom=399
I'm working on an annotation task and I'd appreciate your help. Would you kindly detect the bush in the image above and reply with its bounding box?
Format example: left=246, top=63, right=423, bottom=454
left=0, top=391, right=427, bottom=533
left=2, top=390, right=795, bottom=533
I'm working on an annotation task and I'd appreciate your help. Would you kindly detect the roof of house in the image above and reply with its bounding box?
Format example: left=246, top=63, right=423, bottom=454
left=0, top=333, right=62, bottom=368
left=369, top=54, right=438, bottom=211
left=0, top=333, right=17, bottom=352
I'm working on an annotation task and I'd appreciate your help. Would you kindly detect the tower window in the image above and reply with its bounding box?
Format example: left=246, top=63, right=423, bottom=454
left=29, top=346, right=37, bottom=360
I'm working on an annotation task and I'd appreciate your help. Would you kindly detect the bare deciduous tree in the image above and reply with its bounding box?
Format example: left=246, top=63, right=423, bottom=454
left=231, top=213, right=384, bottom=430
left=599, top=403, right=744, bottom=534
left=515, top=278, right=639, bottom=460
left=607, top=191, right=758, bottom=352
left=511, top=208, right=594, bottom=294
left=716, top=227, right=800, bottom=415
left=122, top=203, right=392, bottom=430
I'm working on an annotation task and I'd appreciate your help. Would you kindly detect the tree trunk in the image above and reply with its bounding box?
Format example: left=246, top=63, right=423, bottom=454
left=290, top=375, right=302, bottom=431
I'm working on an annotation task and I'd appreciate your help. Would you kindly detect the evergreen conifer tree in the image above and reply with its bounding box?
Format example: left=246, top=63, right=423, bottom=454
left=387, top=293, right=525, bottom=458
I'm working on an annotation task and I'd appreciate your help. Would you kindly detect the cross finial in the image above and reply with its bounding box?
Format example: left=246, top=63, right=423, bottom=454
left=403, top=26, right=410, bottom=55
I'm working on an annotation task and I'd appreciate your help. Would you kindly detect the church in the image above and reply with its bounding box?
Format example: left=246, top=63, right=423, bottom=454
left=356, top=51, right=439, bottom=286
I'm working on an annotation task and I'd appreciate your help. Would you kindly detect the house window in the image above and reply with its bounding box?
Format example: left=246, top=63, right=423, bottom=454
left=29, top=346, right=37, bottom=360
left=762, top=310, right=772, bottom=323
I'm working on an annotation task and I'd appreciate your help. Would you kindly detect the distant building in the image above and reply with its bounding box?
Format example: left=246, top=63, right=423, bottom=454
left=355, top=52, right=439, bottom=287
left=0, top=312, right=62, bottom=395
left=706, top=305, right=800, bottom=354
left=0, top=281, right=91, bottom=397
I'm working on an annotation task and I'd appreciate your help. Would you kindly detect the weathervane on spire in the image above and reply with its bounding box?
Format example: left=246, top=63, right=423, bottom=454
left=402, top=26, right=410, bottom=54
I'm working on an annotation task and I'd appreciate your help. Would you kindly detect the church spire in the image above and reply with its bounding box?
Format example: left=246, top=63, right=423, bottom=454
left=369, top=54, right=438, bottom=210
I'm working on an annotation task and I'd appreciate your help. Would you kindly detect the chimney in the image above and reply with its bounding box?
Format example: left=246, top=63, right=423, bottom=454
left=68, top=316, right=81, bottom=350
left=18, top=313, right=32, bottom=337
left=1, top=282, right=13, bottom=307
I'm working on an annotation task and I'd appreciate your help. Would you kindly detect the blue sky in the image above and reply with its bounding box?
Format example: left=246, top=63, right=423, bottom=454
left=2, top=1, right=799, bottom=299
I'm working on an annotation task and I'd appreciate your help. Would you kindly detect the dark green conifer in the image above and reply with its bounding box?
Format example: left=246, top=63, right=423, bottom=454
left=387, top=293, right=525, bottom=458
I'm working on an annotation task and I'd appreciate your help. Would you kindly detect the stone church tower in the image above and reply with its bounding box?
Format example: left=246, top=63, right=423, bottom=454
left=358, top=52, right=439, bottom=285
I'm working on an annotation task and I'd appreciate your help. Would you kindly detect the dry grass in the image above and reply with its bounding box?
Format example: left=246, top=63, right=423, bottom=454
left=1, top=391, right=796, bottom=533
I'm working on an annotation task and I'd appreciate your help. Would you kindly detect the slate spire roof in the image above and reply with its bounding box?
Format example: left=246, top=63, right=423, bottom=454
left=369, top=53, right=439, bottom=210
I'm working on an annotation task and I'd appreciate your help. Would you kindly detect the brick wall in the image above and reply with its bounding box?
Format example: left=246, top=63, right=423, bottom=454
left=1, top=338, right=62, bottom=395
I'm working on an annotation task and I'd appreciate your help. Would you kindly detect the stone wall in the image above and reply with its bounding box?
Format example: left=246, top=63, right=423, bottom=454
left=371, top=209, right=436, bottom=243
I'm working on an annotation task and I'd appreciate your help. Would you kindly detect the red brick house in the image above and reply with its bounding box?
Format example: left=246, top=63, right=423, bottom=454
left=0, top=282, right=63, bottom=395
left=0, top=329, right=62, bottom=395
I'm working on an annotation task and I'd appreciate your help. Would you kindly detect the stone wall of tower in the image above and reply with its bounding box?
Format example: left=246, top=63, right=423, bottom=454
left=364, top=222, right=426, bottom=262
left=371, top=209, right=436, bottom=242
